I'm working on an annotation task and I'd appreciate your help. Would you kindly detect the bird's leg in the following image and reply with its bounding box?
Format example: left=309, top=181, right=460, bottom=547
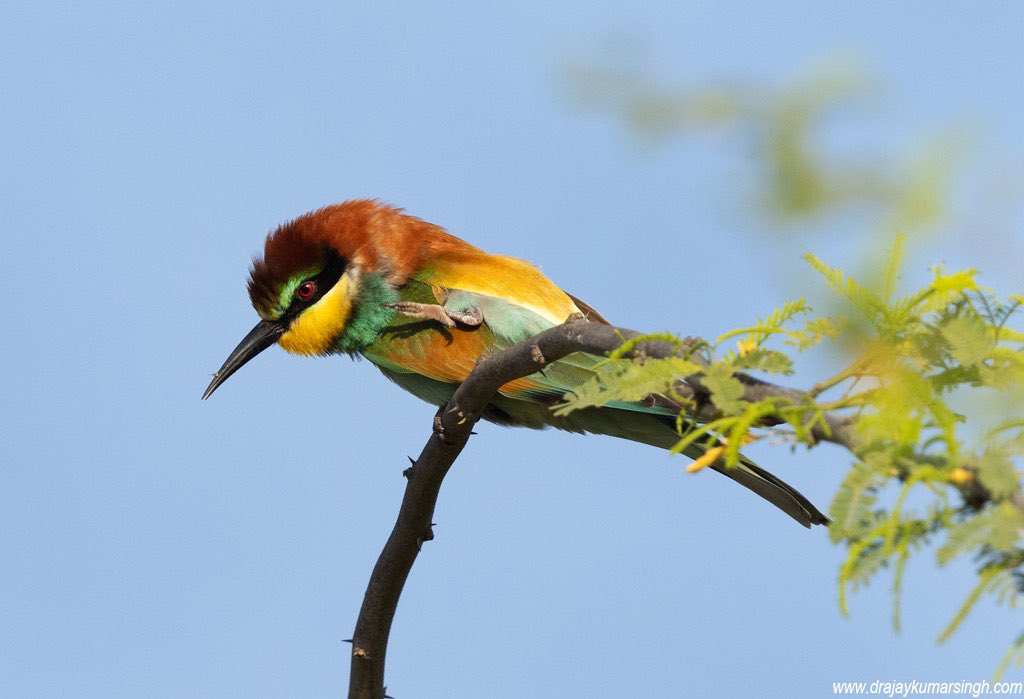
left=385, top=302, right=482, bottom=328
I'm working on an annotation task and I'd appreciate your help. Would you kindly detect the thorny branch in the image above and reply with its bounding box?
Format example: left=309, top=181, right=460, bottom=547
left=346, top=317, right=1014, bottom=698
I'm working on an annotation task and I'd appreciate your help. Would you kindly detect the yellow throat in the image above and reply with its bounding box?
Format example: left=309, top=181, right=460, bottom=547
left=278, top=275, right=353, bottom=356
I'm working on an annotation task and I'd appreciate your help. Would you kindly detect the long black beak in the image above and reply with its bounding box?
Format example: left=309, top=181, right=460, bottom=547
left=202, top=319, right=286, bottom=399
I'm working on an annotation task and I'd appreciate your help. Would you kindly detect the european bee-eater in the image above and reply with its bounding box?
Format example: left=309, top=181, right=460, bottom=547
left=203, top=200, right=827, bottom=527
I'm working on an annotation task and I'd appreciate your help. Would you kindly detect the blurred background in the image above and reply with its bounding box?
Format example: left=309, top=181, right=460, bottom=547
left=2, top=2, right=1022, bottom=697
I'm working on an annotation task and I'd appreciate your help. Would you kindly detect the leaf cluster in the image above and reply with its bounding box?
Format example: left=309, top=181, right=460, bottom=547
left=557, top=238, right=1024, bottom=676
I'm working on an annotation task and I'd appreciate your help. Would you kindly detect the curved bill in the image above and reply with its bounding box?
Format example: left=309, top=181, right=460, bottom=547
left=202, top=319, right=285, bottom=399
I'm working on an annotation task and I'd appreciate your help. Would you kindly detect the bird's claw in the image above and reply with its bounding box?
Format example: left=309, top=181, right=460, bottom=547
left=444, top=306, right=483, bottom=327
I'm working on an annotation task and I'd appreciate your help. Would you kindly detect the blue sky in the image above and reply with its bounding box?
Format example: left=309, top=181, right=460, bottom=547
left=2, top=2, right=1023, bottom=697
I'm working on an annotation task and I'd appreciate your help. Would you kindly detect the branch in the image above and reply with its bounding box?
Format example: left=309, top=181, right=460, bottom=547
left=345, top=317, right=1004, bottom=697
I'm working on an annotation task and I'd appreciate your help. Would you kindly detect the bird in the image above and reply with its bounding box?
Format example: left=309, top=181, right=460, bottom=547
left=202, top=200, right=828, bottom=528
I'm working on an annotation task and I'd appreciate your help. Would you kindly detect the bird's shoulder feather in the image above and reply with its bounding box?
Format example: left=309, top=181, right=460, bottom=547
left=413, top=245, right=581, bottom=327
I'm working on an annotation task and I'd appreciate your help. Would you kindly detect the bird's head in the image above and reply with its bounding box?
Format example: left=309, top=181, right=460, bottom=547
left=202, top=200, right=426, bottom=399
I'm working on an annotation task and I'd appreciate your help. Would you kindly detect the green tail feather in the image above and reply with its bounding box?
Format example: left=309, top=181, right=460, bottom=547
left=491, top=394, right=829, bottom=528
left=703, top=453, right=829, bottom=528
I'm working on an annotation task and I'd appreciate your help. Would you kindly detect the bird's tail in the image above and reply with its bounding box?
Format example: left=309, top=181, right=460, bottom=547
left=651, top=412, right=828, bottom=528
left=701, top=451, right=829, bottom=528
left=552, top=403, right=829, bottom=528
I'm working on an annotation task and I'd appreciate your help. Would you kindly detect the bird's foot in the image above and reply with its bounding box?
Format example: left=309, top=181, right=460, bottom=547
left=385, top=302, right=482, bottom=328
left=444, top=306, right=483, bottom=327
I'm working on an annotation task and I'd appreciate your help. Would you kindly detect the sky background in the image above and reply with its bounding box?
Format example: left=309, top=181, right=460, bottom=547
left=3, top=2, right=1023, bottom=697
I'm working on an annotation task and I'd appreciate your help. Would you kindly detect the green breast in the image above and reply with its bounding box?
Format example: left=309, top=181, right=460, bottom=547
left=332, top=273, right=400, bottom=354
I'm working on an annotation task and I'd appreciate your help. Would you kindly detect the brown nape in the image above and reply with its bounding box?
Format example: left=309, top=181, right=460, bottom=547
left=246, top=199, right=479, bottom=314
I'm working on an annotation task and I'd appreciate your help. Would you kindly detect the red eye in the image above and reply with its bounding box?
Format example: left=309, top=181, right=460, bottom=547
left=296, top=281, right=316, bottom=300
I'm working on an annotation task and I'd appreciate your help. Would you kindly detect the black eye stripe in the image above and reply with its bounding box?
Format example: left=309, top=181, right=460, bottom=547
left=283, top=251, right=346, bottom=320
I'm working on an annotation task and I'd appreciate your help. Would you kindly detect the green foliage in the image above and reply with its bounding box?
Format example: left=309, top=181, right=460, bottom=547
left=996, top=632, right=1024, bottom=680
left=828, top=456, right=885, bottom=542
left=551, top=356, right=702, bottom=414
left=557, top=241, right=1024, bottom=677
left=699, top=364, right=746, bottom=416
left=943, top=315, right=995, bottom=367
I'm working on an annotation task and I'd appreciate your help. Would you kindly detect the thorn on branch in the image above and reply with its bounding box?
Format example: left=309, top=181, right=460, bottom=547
left=342, top=638, right=353, bottom=644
